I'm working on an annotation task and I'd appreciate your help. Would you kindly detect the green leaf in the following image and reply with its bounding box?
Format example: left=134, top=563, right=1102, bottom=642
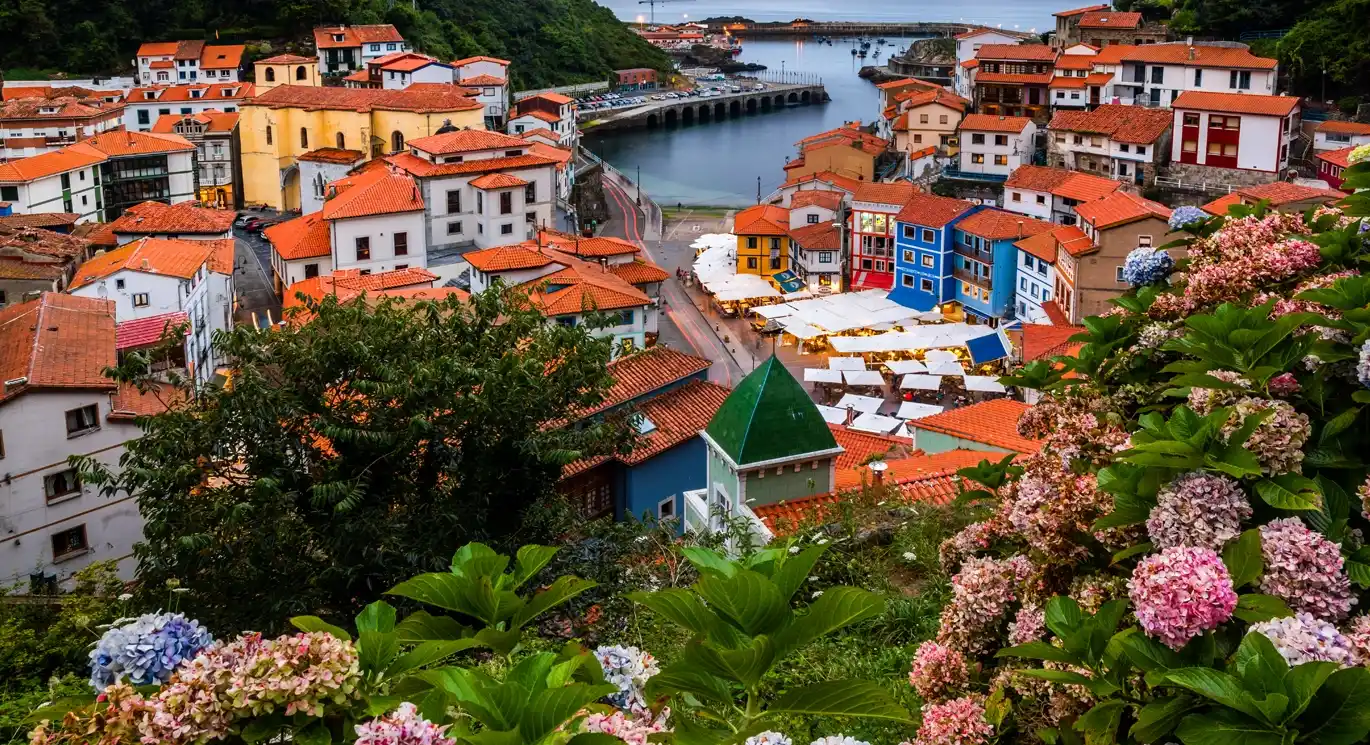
left=1163, top=668, right=1267, bottom=723
left=693, top=570, right=789, bottom=637
left=644, top=667, right=734, bottom=705
left=771, top=586, right=884, bottom=657
left=521, top=683, right=619, bottom=743
left=390, top=639, right=485, bottom=675
left=1130, top=695, right=1193, bottom=743
left=1173, top=708, right=1281, bottom=745
left=394, top=611, right=470, bottom=642
left=358, top=630, right=400, bottom=674
left=1283, top=660, right=1338, bottom=720
left=510, top=575, right=597, bottom=629
left=568, top=735, right=634, bottom=745
left=1233, top=632, right=1289, bottom=701
left=508, top=545, right=560, bottom=590
left=450, top=542, right=502, bottom=575
left=1346, top=547, right=1370, bottom=589
left=767, top=680, right=913, bottom=722
left=240, top=714, right=287, bottom=743
left=1016, top=669, right=1096, bottom=687
left=1231, top=594, right=1292, bottom=624
left=1074, top=700, right=1124, bottom=745
left=357, top=600, right=397, bottom=634
left=628, top=589, right=724, bottom=637
left=771, top=544, right=826, bottom=600
left=1046, top=596, right=1084, bottom=639
left=680, top=547, right=737, bottom=577
left=289, top=615, right=351, bottom=641
left=685, top=637, right=775, bottom=689
left=1111, top=541, right=1155, bottom=565
left=996, top=641, right=1081, bottom=665
left=1118, top=630, right=1182, bottom=672
left=1297, top=667, right=1370, bottom=745
left=1320, top=407, right=1361, bottom=444
left=1223, top=530, right=1263, bottom=589
left=474, top=627, right=523, bottom=657
left=294, top=720, right=332, bottom=745
left=1254, top=476, right=1321, bottom=511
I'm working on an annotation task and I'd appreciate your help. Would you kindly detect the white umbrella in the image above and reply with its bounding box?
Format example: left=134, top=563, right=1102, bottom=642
left=844, top=369, right=885, bottom=387
left=900, top=374, right=944, bottom=391
left=804, top=368, right=843, bottom=384
left=828, top=357, right=867, bottom=371
left=851, top=412, right=904, bottom=434
left=963, top=375, right=1008, bottom=393
left=896, top=401, right=945, bottom=420
left=815, top=404, right=850, bottom=424
left=835, top=393, right=883, bottom=414
left=884, top=359, right=928, bottom=375
left=927, top=359, right=966, bottom=376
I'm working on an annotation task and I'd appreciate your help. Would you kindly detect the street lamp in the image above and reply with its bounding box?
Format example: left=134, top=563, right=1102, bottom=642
left=636, top=164, right=642, bottom=205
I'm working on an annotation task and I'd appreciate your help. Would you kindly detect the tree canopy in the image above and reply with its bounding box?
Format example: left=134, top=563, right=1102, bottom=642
left=81, top=289, right=635, bottom=633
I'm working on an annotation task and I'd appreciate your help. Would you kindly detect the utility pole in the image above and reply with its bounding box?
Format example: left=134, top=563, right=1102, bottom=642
left=756, top=176, right=762, bottom=204
left=636, top=164, right=642, bottom=205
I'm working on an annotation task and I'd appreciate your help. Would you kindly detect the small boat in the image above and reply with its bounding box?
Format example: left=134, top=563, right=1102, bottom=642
left=858, top=50, right=867, bottom=58
left=851, top=48, right=858, bottom=55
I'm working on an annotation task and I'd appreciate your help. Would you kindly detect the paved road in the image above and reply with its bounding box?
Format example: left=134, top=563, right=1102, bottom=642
left=232, top=218, right=283, bottom=327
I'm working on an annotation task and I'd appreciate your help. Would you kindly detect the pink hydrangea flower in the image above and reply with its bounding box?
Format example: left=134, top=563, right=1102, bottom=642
left=1129, top=546, right=1238, bottom=649
left=1259, top=517, right=1356, bottom=621
left=1343, top=615, right=1370, bottom=664
left=580, top=710, right=670, bottom=745
left=912, top=695, right=994, bottom=745
left=936, top=555, right=1033, bottom=656
left=1146, top=472, right=1251, bottom=551
left=355, top=703, right=455, bottom=745
left=1008, top=605, right=1047, bottom=646
left=938, top=520, right=1003, bottom=572
left=1249, top=613, right=1357, bottom=667
left=908, top=641, right=968, bottom=702
left=1003, top=457, right=1110, bottom=560
left=1222, top=398, right=1311, bottom=475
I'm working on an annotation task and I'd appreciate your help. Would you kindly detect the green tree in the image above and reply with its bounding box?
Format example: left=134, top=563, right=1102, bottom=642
left=80, top=290, right=635, bottom=634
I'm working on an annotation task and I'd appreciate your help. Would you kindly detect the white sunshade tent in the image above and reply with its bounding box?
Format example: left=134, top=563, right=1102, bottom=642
left=884, top=359, right=928, bottom=375
left=896, top=401, right=945, bottom=420
left=751, top=304, right=795, bottom=319
left=828, top=357, right=867, bottom=371
left=691, top=233, right=735, bottom=251
left=850, top=412, right=904, bottom=434
left=843, top=370, right=885, bottom=387
left=963, top=375, right=1008, bottom=393
left=927, top=359, right=966, bottom=376
left=835, top=393, right=883, bottom=414
left=827, top=323, right=991, bottom=354
left=815, top=404, right=850, bottom=425
left=924, top=349, right=960, bottom=366
left=709, top=274, right=782, bottom=301
left=900, top=374, right=944, bottom=391
left=784, top=322, right=827, bottom=340
left=804, top=368, right=844, bottom=384
left=763, top=289, right=924, bottom=336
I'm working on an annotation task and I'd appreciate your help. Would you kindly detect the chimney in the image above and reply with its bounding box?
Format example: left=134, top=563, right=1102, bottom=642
left=869, top=460, right=888, bottom=484
left=1188, top=46, right=1196, bottom=61
left=141, top=258, right=150, bottom=269
left=1017, top=220, right=1025, bottom=239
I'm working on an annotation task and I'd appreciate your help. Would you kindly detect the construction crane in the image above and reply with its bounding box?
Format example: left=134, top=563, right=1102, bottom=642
left=637, top=0, right=694, bottom=26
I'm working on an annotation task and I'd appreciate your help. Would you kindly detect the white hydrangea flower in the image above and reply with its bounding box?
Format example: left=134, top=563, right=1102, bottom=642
left=746, top=732, right=792, bottom=745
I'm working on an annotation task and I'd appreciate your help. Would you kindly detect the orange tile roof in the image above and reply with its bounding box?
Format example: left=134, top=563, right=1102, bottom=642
left=1075, top=190, right=1172, bottom=229
left=960, top=59, right=979, bottom=69
left=531, top=272, right=650, bottom=315
left=126, top=82, right=253, bottom=103
left=298, top=147, right=366, bottom=164
left=512, top=110, right=562, bottom=124
left=1006, top=165, right=1122, bottom=202
left=734, top=205, right=791, bottom=236
left=1123, top=44, right=1278, bottom=70
left=313, top=24, right=404, bottom=49
left=895, top=192, right=977, bottom=227
left=573, top=345, right=713, bottom=421
left=790, top=189, right=845, bottom=211
left=1091, top=44, right=1137, bottom=65
left=1042, top=300, right=1071, bottom=324
left=464, top=242, right=557, bottom=272
left=955, top=28, right=1017, bottom=39
left=976, top=72, right=1056, bottom=85
left=258, top=53, right=318, bottom=64
left=1021, top=322, right=1085, bottom=362
left=115, top=311, right=188, bottom=350
left=409, top=128, right=532, bottom=155
left=853, top=180, right=918, bottom=206
left=609, top=260, right=670, bottom=285
left=320, top=167, right=424, bottom=220
left=250, top=84, right=483, bottom=113
left=150, top=110, right=239, bottom=134
left=875, top=77, right=938, bottom=91
left=0, top=212, right=80, bottom=230
left=1054, top=55, right=1097, bottom=71
left=0, top=258, right=63, bottom=281
left=453, top=55, right=511, bottom=67
left=1318, top=146, right=1356, bottom=169
left=1054, top=4, right=1110, bottom=16
left=1048, top=103, right=1172, bottom=144
left=1050, top=77, right=1089, bottom=89
left=284, top=268, right=451, bottom=317
left=0, top=223, right=90, bottom=259
left=341, top=68, right=372, bottom=83
left=0, top=97, right=118, bottom=122
left=1053, top=225, right=1095, bottom=257
left=1013, top=230, right=1059, bottom=263
left=1201, top=182, right=1345, bottom=215
left=150, top=60, right=175, bottom=70
left=1199, top=193, right=1241, bottom=217
left=335, top=266, right=437, bottom=291
left=619, top=380, right=729, bottom=465
left=0, top=293, right=116, bottom=403
left=70, top=237, right=216, bottom=290
left=1078, top=11, right=1142, bottom=28
left=137, top=41, right=181, bottom=56
left=108, top=201, right=235, bottom=236
left=460, top=74, right=507, bottom=86
left=108, top=381, right=181, bottom=420
left=0, top=144, right=106, bottom=183
left=469, top=172, right=529, bottom=190
left=200, top=45, right=245, bottom=69
left=541, top=231, right=641, bottom=258
left=1317, top=120, right=1370, bottom=135
left=385, top=151, right=559, bottom=179
left=519, top=127, right=560, bottom=142
left=204, top=238, right=235, bottom=275
left=975, top=44, right=1058, bottom=62
left=784, top=170, right=864, bottom=193
left=527, top=92, right=573, bottom=105
left=911, top=399, right=1040, bottom=453
left=83, top=130, right=195, bottom=156
left=955, top=208, right=1055, bottom=240
left=959, top=113, right=1033, bottom=133
left=1, top=85, right=102, bottom=101
left=787, top=222, right=841, bottom=250
left=264, top=212, right=331, bottom=260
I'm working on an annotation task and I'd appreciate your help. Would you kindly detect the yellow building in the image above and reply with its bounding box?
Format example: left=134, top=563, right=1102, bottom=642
left=782, top=124, right=888, bottom=183
left=733, top=205, right=793, bottom=283
left=253, top=54, right=321, bottom=92
left=239, top=84, right=486, bottom=211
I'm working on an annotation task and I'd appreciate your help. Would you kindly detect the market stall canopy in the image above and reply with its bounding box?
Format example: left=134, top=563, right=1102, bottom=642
left=884, top=359, right=928, bottom=375
left=764, top=289, right=923, bottom=336
left=691, top=233, right=735, bottom=251
left=828, top=323, right=991, bottom=354
left=692, top=243, right=737, bottom=284
left=843, top=370, right=885, bottom=387
left=924, top=349, right=960, bottom=366
left=851, top=412, right=904, bottom=435
left=963, top=375, right=1008, bottom=393
left=783, top=322, right=826, bottom=340
left=835, top=393, right=883, bottom=414
left=965, top=329, right=1013, bottom=365
left=896, top=401, right=945, bottom=420
left=772, top=270, right=804, bottom=294
left=815, top=404, right=850, bottom=425
left=927, top=359, right=966, bottom=376
left=828, top=357, right=867, bottom=371
left=709, top=274, right=783, bottom=301
left=751, top=304, right=795, bottom=319
left=900, top=374, right=944, bottom=391
left=804, top=368, right=844, bottom=384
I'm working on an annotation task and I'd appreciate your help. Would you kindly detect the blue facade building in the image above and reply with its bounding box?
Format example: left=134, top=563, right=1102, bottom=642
left=949, top=208, right=1055, bottom=323
left=888, top=194, right=981, bottom=311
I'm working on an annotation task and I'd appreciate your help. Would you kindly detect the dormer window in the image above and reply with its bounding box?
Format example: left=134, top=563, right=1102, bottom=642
left=333, top=34, right=345, bottom=42
left=143, top=91, right=157, bottom=100
left=190, top=89, right=203, bottom=98
left=222, top=87, right=238, bottom=97
left=39, top=106, right=58, bottom=115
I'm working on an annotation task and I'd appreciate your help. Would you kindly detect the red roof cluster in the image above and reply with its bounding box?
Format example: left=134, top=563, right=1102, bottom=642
left=265, top=212, right=330, bottom=260
left=1123, top=43, right=1277, bottom=70
left=1006, top=165, right=1123, bottom=202
left=1172, top=90, right=1298, bottom=116
left=250, top=84, right=483, bottom=113
left=910, top=399, right=1041, bottom=454
left=1075, top=190, right=1172, bottom=229
left=0, top=293, right=116, bottom=404
left=955, top=208, right=1055, bottom=241
left=313, top=25, right=404, bottom=49
left=108, top=200, right=235, bottom=236
left=959, top=113, right=1034, bottom=133
left=1048, top=103, right=1173, bottom=144
left=895, top=192, right=977, bottom=228
left=320, top=167, right=424, bottom=220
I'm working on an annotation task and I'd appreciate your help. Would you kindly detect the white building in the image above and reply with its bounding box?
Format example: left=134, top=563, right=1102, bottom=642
left=67, top=237, right=234, bottom=384
left=122, top=82, right=253, bottom=132
left=0, top=293, right=167, bottom=588
left=313, top=25, right=409, bottom=76
left=786, top=190, right=843, bottom=291
left=1171, top=91, right=1300, bottom=179
left=152, top=111, right=240, bottom=209
left=134, top=40, right=246, bottom=85
left=957, top=113, right=1037, bottom=177
left=1012, top=228, right=1060, bottom=323
left=454, top=56, right=511, bottom=128
left=1002, top=165, right=1123, bottom=225
left=1112, top=43, right=1278, bottom=108
left=1314, top=121, right=1370, bottom=153
left=889, top=88, right=969, bottom=157
left=953, top=29, right=1023, bottom=99
left=0, top=147, right=107, bottom=223
left=508, top=93, right=577, bottom=148
left=298, top=148, right=367, bottom=215
left=384, top=129, right=561, bottom=252
left=341, top=52, right=457, bottom=90
left=0, top=94, right=125, bottom=162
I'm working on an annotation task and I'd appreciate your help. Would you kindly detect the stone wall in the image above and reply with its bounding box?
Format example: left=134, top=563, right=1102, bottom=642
left=1164, top=161, right=1279, bottom=189
left=572, top=161, right=611, bottom=230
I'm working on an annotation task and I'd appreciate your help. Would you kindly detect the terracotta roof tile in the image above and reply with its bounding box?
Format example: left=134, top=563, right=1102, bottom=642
left=1048, top=103, right=1172, bottom=144
left=959, top=113, right=1033, bottom=133
left=137, top=41, right=180, bottom=56
left=1052, top=225, right=1095, bottom=257
left=258, top=53, right=317, bottom=64
left=1007, top=165, right=1123, bottom=202
left=518, top=127, right=560, bottom=142
left=465, top=242, right=556, bottom=272
left=574, top=345, right=713, bottom=419
left=1124, top=43, right=1277, bottom=70
left=787, top=222, right=841, bottom=250
left=955, top=208, right=1055, bottom=240
left=0, top=223, right=90, bottom=259
left=283, top=269, right=455, bottom=318
left=541, top=231, right=641, bottom=258
left=1317, top=121, right=1370, bottom=136
left=1172, top=91, right=1298, bottom=116
left=609, top=260, right=670, bottom=285
left=264, top=212, right=330, bottom=260
left=515, top=110, right=562, bottom=124
left=853, top=180, right=917, bottom=206
left=320, top=167, right=424, bottom=220
left=460, top=74, right=507, bottom=86
left=1021, top=322, right=1085, bottom=362
left=109, top=201, right=235, bottom=236
left=1043, top=300, right=1071, bottom=325
left=910, top=399, right=1040, bottom=453
left=199, top=45, right=245, bottom=69
left=83, top=130, right=195, bottom=156
left=70, top=237, right=216, bottom=290
left=527, top=92, right=573, bottom=105
left=975, top=44, right=1058, bottom=62
left=1054, top=55, right=1097, bottom=71
left=115, top=311, right=188, bottom=350
left=0, top=258, right=64, bottom=280
left=1075, top=190, right=1172, bottom=229
left=784, top=170, right=864, bottom=193
left=0, top=212, right=80, bottom=229
left=0, top=292, right=116, bottom=403
left=385, top=151, right=557, bottom=179
left=1318, top=146, right=1356, bottom=169
left=1049, top=76, right=1090, bottom=89
left=1092, top=44, right=1137, bottom=65
left=251, top=84, right=482, bottom=113
left=1078, top=11, right=1142, bottom=28
left=734, top=205, right=791, bottom=236
left=453, top=55, right=511, bottom=67
left=1202, top=182, right=1345, bottom=214
left=0, top=144, right=106, bottom=183
left=108, top=381, right=182, bottom=420
left=314, top=24, right=404, bottom=49
left=895, top=192, right=977, bottom=227
left=1199, top=193, right=1242, bottom=217
left=1013, top=230, right=1059, bottom=263
left=790, top=189, right=845, bottom=211
left=150, top=110, right=239, bottom=134
left=0, top=96, right=118, bottom=122
left=1054, top=4, right=1110, bottom=16
left=298, top=147, right=366, bottom=164
left=126, top=82, right=252, bottom=104
left=469, top=172, right=529, bottom=189
left=875, top=77, right=937, bottom=91
left=1, top=85, right=105, bottom=102
left=975, top=72, right=1056, bottom=85
left=620, top=379, right=730, bottom=465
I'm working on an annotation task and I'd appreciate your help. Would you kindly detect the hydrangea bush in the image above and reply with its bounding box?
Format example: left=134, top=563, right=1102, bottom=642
left=88, top=611, right=213, bottom=689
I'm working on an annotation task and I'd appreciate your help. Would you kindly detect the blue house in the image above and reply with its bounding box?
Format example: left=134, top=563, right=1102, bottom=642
left=888, top=194, right=981, bottom=311
left=556, top=345, right=730, bottom=532
left=949, top=208, right=1055, bottom=322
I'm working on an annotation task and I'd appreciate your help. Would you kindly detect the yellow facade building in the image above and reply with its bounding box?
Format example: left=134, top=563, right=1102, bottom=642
left=781, top=124, right=889, bottom=183
left=733, top=205, right=793, bottom=283
left=253, top=54, right=322, bottom=92
left=239, top=84, right=486, bottom=211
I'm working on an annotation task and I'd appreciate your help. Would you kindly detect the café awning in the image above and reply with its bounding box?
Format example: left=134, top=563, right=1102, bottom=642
left=900, top=374, right=944, bottom=391
left=804, top=368, right=843, bottom=384
left=843, top=370, right=885, bottom=387
left=896, top=401, right=945, bottom=420
left=963, top=375, right=1008, bottom=393
left=835, top=393, right=883, bottom=414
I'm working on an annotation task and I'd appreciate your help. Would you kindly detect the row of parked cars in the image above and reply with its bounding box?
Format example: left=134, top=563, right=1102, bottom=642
left=577, top=83, right=767, bottom=111
left=233, top=213, right=290, bottom=235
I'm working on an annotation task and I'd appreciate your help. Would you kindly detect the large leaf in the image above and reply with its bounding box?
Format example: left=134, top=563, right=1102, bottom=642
left=1163, top=668, right=1267, bottom=723
left=644, top=666, right=735, bottom=705
left=1045, top=596, right=1085, bottom=639
left=294, top=720, right=332, bottom=745
left=1283, top=660, right=1338, bottom=720
left=1345, top=546, right=1370, bottom=589
left=1118, top=632, right=1182, bottom=672
left=768, top=680, right=913, bottom=722
left=680, top=547, right=737, bottom=577
left=390, top=639, right=485, bottom=675
left=1231, top=594, right=1292, bottom=624
left=1222, top=530, right=1263, bottom=589
left=507, top=545, right=560, bottom=590
left=1016, top=669, right=1096, bottom=687
left=1173, top=709, right=1281, bottom=745
left=685, top=637, right=776, bottom=689
left=771, top=586, right=884, bottom=657
left=1130, top=695, right=1194, bottom=743
left=1297, top=667, right=1370, bottom=745
left=1233, top=632, right=1288, bottom=701
left=995, top=641, right=1081, bottom=665
left=358, top=630, right=400, bottom=675
left=510, top=575, right=597, bottom=629
left=394, top=611, right=470, bottom=642
left=520, top=683, right=619, bottom=743
left=628, top=589, right=724, bottom=637
left=771, top=544, right=826, bottom=600
left=357, top=601, right=397, bottom=634
left=1074, top=700, right=1125, bottom=745
left=290, top=615, right=351, bottom=641
left=693, top=570, right=789, bottom=637
left=1254, top=476, right=1321, bottom=511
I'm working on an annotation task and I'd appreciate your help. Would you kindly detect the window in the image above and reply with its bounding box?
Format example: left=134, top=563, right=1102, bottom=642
left=476, top=192, right=484, bottom=213
left=443, top=189, right=464, bottom=215
left=913, top=134, right=923, bottom=144
left=861, top=259, right=872, bottom=270
left=1194, top=69, right=1203, bottom=86
left=265, top=126, right=272, bottom=145
left=391, top=131, right=405, bottom=152
left=1115, top=265, right=1126, bottom=283
left=971, top=153, right=985, bottom=164
left=394, top=232, right=408, bottom=256
left=136, top=109, right=150, bottom=125
left=524, top=182, right=536, bottom=203
left=818, top=251, right=834, bottom=263
left=769, top=256, right=781, bottom=270
left=939, top=114, right=948, bottom=124
left=296, top=65, right=308, bottom=81
left=299, top=127, right=308, bottom=148
left=370, top=44, right=381, bottom=52
left=769, top=237, right=781, bottom=250
left=132, top=293, right=149, bottom=307
left=616, top=309, right=635, bottom=325
left=0, top=185, right=15, bottom=201
left=64, top=404, right=98, bottom=436
left=994, top=155, right=1008, bottom=165
left=919, top=113, right=929, bottom=124
left=1230, top=70, right=1251, bottom=89
left=1150, top=66, right=1164, bottom=84
left=50, top=525, right=88, bottom=560
left=971, top=133, right=985, bottom=145
left=746, top=237, right=758, bottom=249
left=500, top=223, right=514, bottom=235
left=447, top=221, right=462, bottom=235
left=336, top=132, right=345, bottom=149
left=1136, top=146, right=1146, bottom=156
left=1138, top=235, right=1152, bottom=247
left=807, top=213, right=819, bottom=224
left=304, top=263, right=320, bottom=279
left=746, top=257, right=758, bottom=269
left=902, top=274, right=914, bottom=288
left=995, top=135, right=1008, bottom=146
left=921, top=254, right=935, bottom=268
left=1071, top=93, right=1080, bottom=100
left=1072, top=134, right=1083, bottom=145
left=1035, top=194, right=1046, bottom=205
left=918, top=277, right=935, bottom=294
left=115, top=279, right=125, bottom=290
left=499, top=191, right=513, bottom=215
left=874, top=260, right=885, bottom=272
left=1011, top=192, right=1022, bottom=202
left=356, top=236, right=371, bottom=261
left=658, top=496, right=676, bottom=520
left=1182, top=138, right=1198, bottom=153
left=902, top=249, right=914, bottom=263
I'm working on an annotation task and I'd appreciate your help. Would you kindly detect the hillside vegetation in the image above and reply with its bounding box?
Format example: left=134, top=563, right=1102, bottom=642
left=0, top=0, right=672, bottom=89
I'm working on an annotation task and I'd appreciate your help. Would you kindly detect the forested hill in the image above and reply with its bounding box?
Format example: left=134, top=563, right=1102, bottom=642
left=0, top=0, right=672, bottom=89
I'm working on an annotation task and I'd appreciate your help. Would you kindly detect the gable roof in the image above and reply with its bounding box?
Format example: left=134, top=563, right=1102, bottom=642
left=899, top=87, right=971, bottom=113
left=460, top=74, right=507, bottom=86
left=250, top=84, right=483, bottom=113
left=1014, top=230, right=1060, bottom=263
left=734, top=205, right=791, bottom=236
left=573, top=345, right=714, bottom=420
left=0, top=144, right=106, bottom=183
left=1201, top=181, right=1345, bottom=215
left=1075, top=190, right=1172, bottom=229
left=409, top=128, right=532, bottom=155
left=0, top=212, right=81, bottom=230
left=320, top=167, right=424, bottom=220
left=1317, top=120, right=1370, bottom=136
left=1318, top=146, right=1356, bottom=169
left=0, top=97, right=119, bottom=122
left=790, top=189, right=845, bottom=211
left=1122, top=43, right=1277, bottom=70
left=896, top=192, right=977, bottom=227
left=784, top=170, right=864, bottom=193
left=1021, top=322, right=1086, bottom=362
left=108, top=201, right=235, bottom=236
left=0, top=293, right=116, bottom=404
left=1078, top=10, right=1142, bottom=28
left=853, top=180, right=918, bottom=206
left=540, top=231, right=641, bottom=258
left=83, top=130, right=195, bottom=156
left=385, top=151, right=558, bottom=179
left=1054, top=4, right=1111, bottom=16
left=115, top=311, right=188, bottom=350
left=955, top=208, right=1055, bottom=240
left=464, top=242, right=557, bottom=272
left=313, top=24, right=404, bottom=49
left=200, top=44, right=246, bottom=69
left=298, top=147, right=366, bottom=164
left=69, top=237, right=215, bottom=290
left=974, top=44, right=1058, bottom=62
left=787, top=222, right=841, bottom=249
left=453, top=55, right=511, bottom=67
left=910, top=399, right=1040, bottom=453
left=1048, top=103, right=1173, bottom=144
left=1005, top=165, right=1123, bottom=202
left=284, top=269, right=458, bottom=319
left=959, top=113, right=1033, bottom=133
left=1172, top=90, right=1298, bottom=116
left=609, top=260, right=671, bottom=285
left=150, top=110, right=239, bottom=134
left=705, top=355, right=839, bottom=467
left=257, top=53, right=318, bottom=64
left=126, top=82, right=253, bottom=104
left=0, top=222, right=90, bottom=259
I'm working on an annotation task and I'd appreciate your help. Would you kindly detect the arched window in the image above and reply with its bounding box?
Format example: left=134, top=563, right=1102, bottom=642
left=336, top=132, right=345, bottom=149
left=264, top=67, right=276, bottom=82
left=300, top=127, right=308, bottom=148
left=295, top=66, right=307, bottom=80
left=265, top=125, right=272, bottom=145
left=391, top=130, right=405, bottom=153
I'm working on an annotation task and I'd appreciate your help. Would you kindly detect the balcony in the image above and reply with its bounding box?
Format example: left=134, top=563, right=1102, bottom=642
left=45, top=135, right=77, bottom=146
left=953, top=267, right=992, bottom=289
left=953, top=242, right=994, bottom=263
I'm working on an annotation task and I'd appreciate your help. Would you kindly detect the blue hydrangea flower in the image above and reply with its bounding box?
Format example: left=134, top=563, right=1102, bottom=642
left=1168, top=205, right=1208, bottom=231
left=1121, top=247, right=1175, bottom=287
left=88, top=612, right=213, bottom=690
left=594, top=644, right=659, bottom=712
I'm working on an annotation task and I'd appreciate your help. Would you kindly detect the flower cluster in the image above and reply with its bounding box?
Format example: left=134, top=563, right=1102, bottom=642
left=594, top=645, right=660, bottom=712
left=1360, top=477, right=1370, bottom=522
left=1136, top=323, right=1182, bottom=350
left=938, top=520, right=1004, bottom=572
left=1068, top=575, right=1129, bottom=615
left=1168, top=205, right=1208, bottom=231
left=88, top=612, right=213, bottom=690
left=1008, top=605, right=1047, bottom=646
left=1259, top=518, right=1355, bottom=621
left=912, top=695, right=994, bottom=745
left=1121, top=247, right=1175, bottom=287
left=1003, top=458, right=1110, bottom=560
left=1349, top=143, right=1370, bottom=165
left=1359, top=339, right=1370, bottom=389
left=1345, top=615, right=1370, bottom=664
left=1146, top=472, right=1251, bottom=551
left=1268, top=372, right=1301, bottom=398
left=937, top=555, right=1032, bottom=656
left=580, top=710, right=668, bottom=745
left=1182, top=213, right=1318, bottom=308
left=810, top=737, right=871, bottom=745
left=354, top=703, right=456, bottom=745
left=1128, top=546, right=1238, bottom=649
left=908, top=641, right=968, bottom=702
left=1249, top=613, right=1357, bottom=667
left=744, top=733, right=792, bottom=745
left=1224, top=398, right=1311, bottom=475
left=1186, top=370, right=1250, bottom=414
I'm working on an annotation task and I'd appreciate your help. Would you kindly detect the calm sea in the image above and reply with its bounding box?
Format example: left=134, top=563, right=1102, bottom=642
left=596, top=0, right=1059, bottom=31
